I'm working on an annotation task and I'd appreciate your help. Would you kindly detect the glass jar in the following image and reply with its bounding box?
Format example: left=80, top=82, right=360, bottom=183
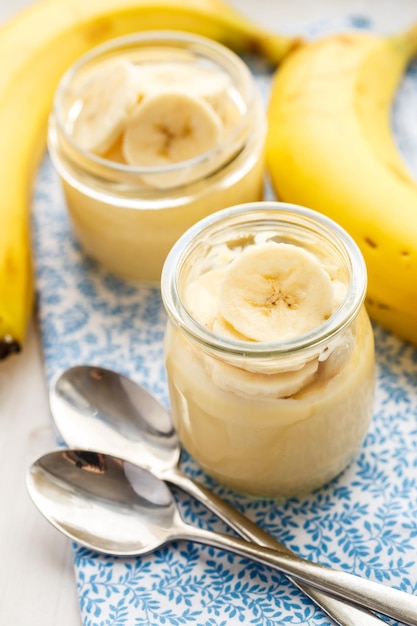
left=161, top=202, right=375, bottom=498
left=48, top=31, right=265, bottom=282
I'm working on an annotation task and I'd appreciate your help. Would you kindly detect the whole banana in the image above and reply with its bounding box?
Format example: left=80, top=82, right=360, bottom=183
left=0, top=0, right=300, bottom=360
left=266, top=25, right=417, bottom=345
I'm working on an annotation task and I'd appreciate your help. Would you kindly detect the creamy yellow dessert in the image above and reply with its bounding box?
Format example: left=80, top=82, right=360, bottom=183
left=163, top=218, right=375, bottom=498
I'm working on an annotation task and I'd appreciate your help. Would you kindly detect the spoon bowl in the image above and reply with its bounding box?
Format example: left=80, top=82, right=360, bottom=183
left=28, top=449, right=178, bottom=555
left=50, top=365, right=179, bottom=473
left=26, top=449, right=417, bottom=626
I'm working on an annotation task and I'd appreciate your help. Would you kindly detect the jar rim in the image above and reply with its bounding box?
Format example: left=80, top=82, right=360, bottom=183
left=161, top=201, right=368, bottom=357
left=50, top=30, right=258, bottom=187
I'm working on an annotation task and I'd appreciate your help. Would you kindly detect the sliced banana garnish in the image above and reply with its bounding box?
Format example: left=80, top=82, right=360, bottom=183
left=122, top=91, right=223, bottom=187
left=213, top=94, right=243, bottom=133
left=137, top=62, right=242, bottom=133
left=185, top=267, right=253, bottom=340
left=184, top=267, right=226, bottom=330
left=212, top=315, right=253, bottom=341
left=219, top=242, right=334, bottom=342
left=183, top=241, right=339, bottom=396
left=137, top=62, right=231, bottom=101
left=70, top=57, right=243, bottom=187
left=71, top=58, right=139, bottom=155
left=205, top=352, right=319, bottom=398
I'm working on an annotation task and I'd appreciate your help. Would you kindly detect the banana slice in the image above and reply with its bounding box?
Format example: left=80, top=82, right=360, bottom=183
left=212, top=315, right=253, bottom=341
left=185, top=267, right=254, bottom=340
left=184, top=245, right=326, bottom=396
left=122, top=91, right=223, bottom=187
left=184, top=267, right=226, bottom=330
left=213, top=93, right=243, bottom=133
left=102, top=134, right=126, bottom=164
left=219, top=242, right=334, bottom=342
left=137, top=62, right=231, bottom=102
left=71, top=58, right=139, bottom=155
left=101, top=135, right=152, bottom=190
left=318, top=329, right=354, bottom=379
left=137, top=62, right=242, bottom=133
left=204, top=352, right=319, bottom=398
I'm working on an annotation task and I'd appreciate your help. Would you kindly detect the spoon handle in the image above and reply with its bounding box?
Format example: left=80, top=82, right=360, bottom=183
left=177, top=519, right=417, bottom=625
left=165, top=466, right=390, bottom=626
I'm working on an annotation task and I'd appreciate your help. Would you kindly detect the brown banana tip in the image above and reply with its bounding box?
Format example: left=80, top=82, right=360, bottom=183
left=0, top=336, right=22, bottom=360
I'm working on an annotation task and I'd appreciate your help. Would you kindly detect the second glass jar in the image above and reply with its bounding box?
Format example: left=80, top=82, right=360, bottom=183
left=48, top=31, right=266, bottom=282
left=161, top=202, right=375, bottom=498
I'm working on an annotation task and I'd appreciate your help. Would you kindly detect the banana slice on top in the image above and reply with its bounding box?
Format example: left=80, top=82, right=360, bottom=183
left=71, top=58, right=139, bottom=155
left=122, top=91, right=223, bottom=187
left=185, top=267, right=254, bottom=340
left=219, top=242, right=334, bottom=342
left=137, top=62, right=231, bottom=102
left=184, top=267, right=226, bottom=330
left=137, top=62, right=242, bottom=133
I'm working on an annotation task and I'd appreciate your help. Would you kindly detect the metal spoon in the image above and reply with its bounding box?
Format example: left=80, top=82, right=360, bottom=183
left=49, top=365, right=385, bottom=626
left=27, top=449, right=417, bottom=626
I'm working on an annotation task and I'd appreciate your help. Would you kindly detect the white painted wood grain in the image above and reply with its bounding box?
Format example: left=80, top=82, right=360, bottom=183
left=0, top=321, right=81, bottom=625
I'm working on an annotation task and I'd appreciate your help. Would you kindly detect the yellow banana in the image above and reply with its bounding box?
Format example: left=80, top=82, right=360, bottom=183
left=266, top=26, right=417, bottom=345
left=0, top=0, right=301, bottom=360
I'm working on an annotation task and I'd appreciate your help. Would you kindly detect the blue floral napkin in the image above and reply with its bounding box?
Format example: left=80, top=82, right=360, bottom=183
left=33, top=16, right=417, bottom=626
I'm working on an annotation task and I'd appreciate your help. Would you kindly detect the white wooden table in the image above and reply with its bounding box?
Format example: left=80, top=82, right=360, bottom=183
left=1, top=1, right=417, bottom=624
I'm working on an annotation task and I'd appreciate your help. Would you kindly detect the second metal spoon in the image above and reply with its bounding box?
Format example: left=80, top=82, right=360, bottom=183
left=49, top=365, right=386, bottom=626
left=28, top=449, right=417, bottom=626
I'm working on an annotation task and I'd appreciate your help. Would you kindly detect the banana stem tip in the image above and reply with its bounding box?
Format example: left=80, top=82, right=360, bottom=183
left=0, top=336, right=21, bottom=360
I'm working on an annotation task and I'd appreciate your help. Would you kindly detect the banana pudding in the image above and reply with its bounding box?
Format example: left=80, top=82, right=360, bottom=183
left=161, top=202, right=375, bottom=498
left=48, top=32, right=265, bottom=282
